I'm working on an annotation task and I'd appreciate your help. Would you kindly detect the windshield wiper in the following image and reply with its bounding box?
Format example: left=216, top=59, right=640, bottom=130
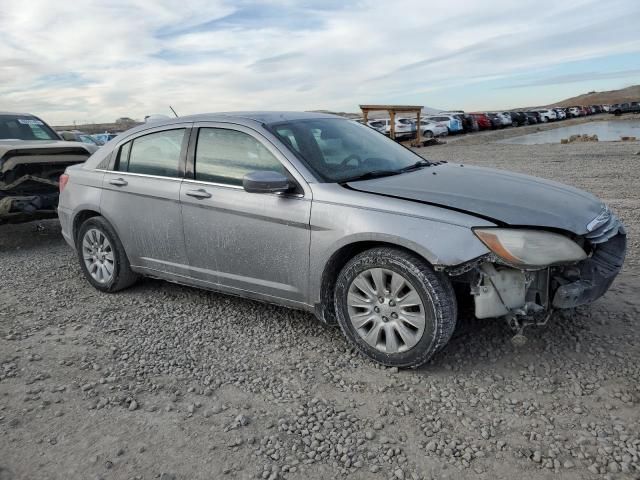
left=397, top=159, right=432, bottom=173
left=340, top=170, right=401, bottom=183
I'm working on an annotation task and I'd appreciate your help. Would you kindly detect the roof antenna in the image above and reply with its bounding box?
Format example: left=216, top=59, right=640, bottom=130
left=169, top=105, right=179, bottom=118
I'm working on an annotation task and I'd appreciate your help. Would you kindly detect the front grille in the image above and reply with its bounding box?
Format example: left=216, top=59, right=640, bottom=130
left=585, top=212, right=624, bottom=245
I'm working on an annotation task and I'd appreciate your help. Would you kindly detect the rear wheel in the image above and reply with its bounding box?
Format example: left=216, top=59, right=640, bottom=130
left=334, top=247, right=457, bottom=368
left=77, top=216, right=137, bottom=292
left=423, top=130, right=434, bottom=139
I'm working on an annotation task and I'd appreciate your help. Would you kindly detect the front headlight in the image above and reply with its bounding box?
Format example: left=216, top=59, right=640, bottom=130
left=474, top=228, right=587, bottom=268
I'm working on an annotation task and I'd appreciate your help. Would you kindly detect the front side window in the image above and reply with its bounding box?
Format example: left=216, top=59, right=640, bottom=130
left=117, top=129, right=185, bottom=177
left=194, top=128, right=287, bottom=186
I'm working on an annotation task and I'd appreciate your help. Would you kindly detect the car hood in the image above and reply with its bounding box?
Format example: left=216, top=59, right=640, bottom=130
left=347, top=163, right=604, bottom=235
left=0, top=139, right=97, bottom=157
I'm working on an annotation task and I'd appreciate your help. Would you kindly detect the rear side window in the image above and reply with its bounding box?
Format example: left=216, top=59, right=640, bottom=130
left=116, top=129, right=185, bottom=177
left=194, top=128, right=286, bottom=186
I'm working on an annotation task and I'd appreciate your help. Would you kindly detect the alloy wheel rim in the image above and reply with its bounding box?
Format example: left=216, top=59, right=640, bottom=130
left=347, top=268, right=426, bottom=353
left=82, top=228, right=115, bottom=284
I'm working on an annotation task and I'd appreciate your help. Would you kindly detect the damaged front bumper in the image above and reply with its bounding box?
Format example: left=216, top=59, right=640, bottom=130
left=0, top=175, right=60, bottom=223
left=464, top=231, right=626, bottom=320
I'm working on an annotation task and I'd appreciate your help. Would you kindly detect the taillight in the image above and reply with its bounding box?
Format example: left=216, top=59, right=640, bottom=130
left=59, top=174, right=69, bottom=193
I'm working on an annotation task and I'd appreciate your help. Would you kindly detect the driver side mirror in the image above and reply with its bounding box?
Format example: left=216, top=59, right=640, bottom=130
left=243, top=170, right=291, bottom=194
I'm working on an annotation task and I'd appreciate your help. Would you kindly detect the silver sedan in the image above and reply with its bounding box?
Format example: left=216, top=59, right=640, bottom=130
left=58, top=112, right=626, bottom=368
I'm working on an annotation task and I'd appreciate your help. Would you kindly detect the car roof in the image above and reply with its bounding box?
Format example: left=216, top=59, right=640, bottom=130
left=166, top=111, right=339, bottom=126
left=118, top=111, right=345, bottom=138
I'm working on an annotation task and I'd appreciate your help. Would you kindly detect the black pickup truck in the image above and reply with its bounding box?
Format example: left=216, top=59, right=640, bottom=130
left=609, top=102, right=640, bottom=115
left=0, top=112, right=97, bottom=224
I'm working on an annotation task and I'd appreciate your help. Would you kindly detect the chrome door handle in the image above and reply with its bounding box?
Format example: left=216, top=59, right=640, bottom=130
left=109, top=178, right=128, bottom=187
left=185, top=188, right=212, bottom=199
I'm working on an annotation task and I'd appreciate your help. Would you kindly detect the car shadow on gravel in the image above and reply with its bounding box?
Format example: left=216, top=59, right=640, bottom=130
left=0, top=219, right=63, bottom=252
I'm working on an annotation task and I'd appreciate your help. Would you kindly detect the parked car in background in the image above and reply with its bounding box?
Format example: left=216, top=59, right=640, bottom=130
left=58, top=111, right=627, bottom=368
left=391, top=118, right=417, bottom=139
left=535, top=109, right=557, bottom=122
left=486, top=112, right=511, bottom=128
left=568, top=107, right=581, bottom=117
left=553, top=108, right=567, bottom=120
left=469, top=113, right=492, bottom=130
left=602, top=105, right=611, bottom=112
left=366, top=119, right=387, bottom=134
left=418, top=119, right=448, bottom=139
left=0, top=112, right=96, bottom=224
left=440, top=112, right=476, bottom=133
left=609, top=102, right=640, bottom=115
left=523, top=112, right=538, bottom=124
left=92, top=133, right=119, bottom=145
left=509, top=112, right=528, bottom=126
left=58, top=130, right=101, bottom=146
left=526, top=111, right=542, bottom=123
left=366, top=118, right=414, bottom=138
left=486, top=113, right=504, bottom=129
left=423, top=115, right=463, bottom=134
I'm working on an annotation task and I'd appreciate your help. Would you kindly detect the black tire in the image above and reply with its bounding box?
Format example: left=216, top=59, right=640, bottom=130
left=423, top=130, right=434, bottom=139
left=334, top=247, right=457, bottom=368
left=76, top=216, right=137, bottom=292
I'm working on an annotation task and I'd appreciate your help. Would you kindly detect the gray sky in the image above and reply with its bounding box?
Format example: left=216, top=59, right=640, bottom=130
left=2, top=0, right=639, bottom=124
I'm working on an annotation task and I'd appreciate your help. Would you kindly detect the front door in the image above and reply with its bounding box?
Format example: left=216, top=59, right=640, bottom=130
left=179, top=124, right=311, bottom=305
left=101, top=126, right=190, bottom=276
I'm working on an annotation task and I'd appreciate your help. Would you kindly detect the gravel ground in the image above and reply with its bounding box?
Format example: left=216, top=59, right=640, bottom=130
left=1, top=124, right=639, bottom=480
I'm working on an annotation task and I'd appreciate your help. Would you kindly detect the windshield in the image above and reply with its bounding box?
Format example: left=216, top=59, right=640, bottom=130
left=0, top=114, right=59, bottom=141
left=268, top=118, right=429, bottom=183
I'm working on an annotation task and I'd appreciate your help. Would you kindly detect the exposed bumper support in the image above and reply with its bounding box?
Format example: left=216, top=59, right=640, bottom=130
left=552, top=233, right=626, bottom=308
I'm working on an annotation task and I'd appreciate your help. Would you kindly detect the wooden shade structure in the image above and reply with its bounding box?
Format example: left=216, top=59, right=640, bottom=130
left=359, top=104, right=424, bottom=145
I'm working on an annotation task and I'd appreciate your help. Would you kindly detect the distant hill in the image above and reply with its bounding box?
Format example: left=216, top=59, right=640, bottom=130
left=548, top=85, right=640, bottom=107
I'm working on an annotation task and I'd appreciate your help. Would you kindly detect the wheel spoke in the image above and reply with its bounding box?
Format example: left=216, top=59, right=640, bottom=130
left=384, top=324, right=400, bottom=353
left=395, top=321, right=418, bottom=348
left=390, top=272, right=406, bottom=298
left=363, top=322, right=383, bottom=347
left=347, top=290, right=372, bottom=308
left=369, top=268, right=386, bottom=295
left=351, top=312, right=375, bottom=329
left=103, top=260, right=114, bottom=275
left=397, top=290, right=421, bottom=307
left=352, top=276, right=376, bottom=298
left=399, top=311, right=425, bottom=330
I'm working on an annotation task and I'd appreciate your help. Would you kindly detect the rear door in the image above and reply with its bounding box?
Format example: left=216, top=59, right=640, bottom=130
left=179, top=123, right=312, bottom=305
left=101, top=125, right=191, bottom=276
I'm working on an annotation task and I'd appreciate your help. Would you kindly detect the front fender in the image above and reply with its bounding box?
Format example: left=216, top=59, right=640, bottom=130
left=308, top=196, right=491, bottom=306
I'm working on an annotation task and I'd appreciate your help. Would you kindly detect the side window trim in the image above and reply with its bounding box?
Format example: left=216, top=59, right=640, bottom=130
left=105, top=122, right=193, bottom=174
left=109, top=126, right=192, bottom=179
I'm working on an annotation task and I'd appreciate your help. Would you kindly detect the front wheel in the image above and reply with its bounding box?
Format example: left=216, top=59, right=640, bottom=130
left=334, top=248, right=457, bottom=368
left=423, top=130, right=434, bottom=139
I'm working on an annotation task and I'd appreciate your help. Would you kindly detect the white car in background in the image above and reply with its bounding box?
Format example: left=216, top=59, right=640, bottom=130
left=568, top=107, right=581, bottom=117
left=418, top=119, right=448, bottom=138
left=366, top=119, right=387, bottom=134
left=366, top=118, right=416, bottom=139
left=423, top=115, right=463, bottom=134
left=536, top=109, right=557, bottom=122
left=488, top=112, right=512, bottom=127
left=553, top=108, right=567, bottom=120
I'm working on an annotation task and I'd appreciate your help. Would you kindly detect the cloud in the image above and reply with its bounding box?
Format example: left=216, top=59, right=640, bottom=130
left=1, top=0, right=639, bottom=123
left=503, top=69, right=640, bottom=88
